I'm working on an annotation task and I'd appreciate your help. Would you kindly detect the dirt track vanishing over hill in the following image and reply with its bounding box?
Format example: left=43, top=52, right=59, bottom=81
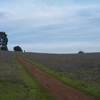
left=17, top=54, right=94, bottom=100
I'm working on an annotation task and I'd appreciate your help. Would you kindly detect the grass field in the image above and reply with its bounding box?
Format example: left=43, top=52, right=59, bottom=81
left=26, top=52, right=100, bottom=99
left=0, top=51, right=52, bottom=100
left=0, top=51, right=100, bottom=100
left=26, top=52, right=100, bottom=85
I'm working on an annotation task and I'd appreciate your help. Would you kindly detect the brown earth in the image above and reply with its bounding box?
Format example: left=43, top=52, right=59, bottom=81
left=16, top=54, right=94, bottom=100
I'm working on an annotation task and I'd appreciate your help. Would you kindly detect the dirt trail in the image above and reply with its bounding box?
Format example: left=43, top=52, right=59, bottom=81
left=16, top=54, right=94, bottom=100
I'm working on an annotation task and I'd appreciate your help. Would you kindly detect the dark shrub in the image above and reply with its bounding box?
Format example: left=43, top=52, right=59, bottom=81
left=78, top=51, right=84, bottom=54
left=14, top=46, right=23, bottom=52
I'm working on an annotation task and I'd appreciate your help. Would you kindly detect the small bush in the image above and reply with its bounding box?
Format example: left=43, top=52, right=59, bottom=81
left=78, top=51, right=84, bottom=54
left=14, top=46, right=23, bottom=52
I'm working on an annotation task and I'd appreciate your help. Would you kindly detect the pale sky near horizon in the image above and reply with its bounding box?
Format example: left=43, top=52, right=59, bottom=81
left=0, top=0, right=100, bottom=53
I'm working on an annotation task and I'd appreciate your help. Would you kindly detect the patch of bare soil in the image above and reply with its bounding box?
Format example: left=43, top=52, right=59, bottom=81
left=17, top=54, right=94, bottom=100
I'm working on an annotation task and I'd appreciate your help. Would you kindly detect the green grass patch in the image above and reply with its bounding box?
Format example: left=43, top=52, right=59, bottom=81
left=15, top=56, right=53, bottom=100
left=17, top=63, right=53, bottom=100
left=0, top=81, right=27, bottom=100
left=0, top=54, right=52, bottom=100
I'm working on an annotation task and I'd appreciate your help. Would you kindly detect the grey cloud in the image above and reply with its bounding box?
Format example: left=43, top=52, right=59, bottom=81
left=0, top=12, right=7, bottom=18
left=1, top=5, right=100, bottom=53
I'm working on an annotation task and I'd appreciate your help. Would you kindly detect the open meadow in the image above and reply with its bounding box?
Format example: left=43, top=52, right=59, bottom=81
left=0, top=51, right=100, bottom=100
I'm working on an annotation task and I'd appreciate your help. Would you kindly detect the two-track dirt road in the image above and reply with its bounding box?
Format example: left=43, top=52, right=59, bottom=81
left=16, top=54, right=94, bottom=100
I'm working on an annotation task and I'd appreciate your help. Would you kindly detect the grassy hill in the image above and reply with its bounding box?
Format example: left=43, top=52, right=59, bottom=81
left=0, top=51, right=100, bottom=99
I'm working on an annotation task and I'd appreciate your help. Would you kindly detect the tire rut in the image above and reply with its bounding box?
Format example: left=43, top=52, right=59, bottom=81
left=16, top=54, right=94, bottom=100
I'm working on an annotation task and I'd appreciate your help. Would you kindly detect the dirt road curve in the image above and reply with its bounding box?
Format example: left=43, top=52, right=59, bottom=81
left=17, top=54, right=94, bottom=100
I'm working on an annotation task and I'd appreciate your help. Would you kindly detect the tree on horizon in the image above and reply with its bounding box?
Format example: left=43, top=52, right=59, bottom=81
left=0, top=32, right=8, bottom=51
left=13, top=46, right=23, bottom=52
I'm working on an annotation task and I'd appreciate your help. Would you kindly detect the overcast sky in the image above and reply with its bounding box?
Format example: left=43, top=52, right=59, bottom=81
left=0, top=0, right=100, bottom=53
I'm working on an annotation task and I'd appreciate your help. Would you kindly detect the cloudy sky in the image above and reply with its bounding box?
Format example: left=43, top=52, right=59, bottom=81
left=0, top=0, right=100, bottom=53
